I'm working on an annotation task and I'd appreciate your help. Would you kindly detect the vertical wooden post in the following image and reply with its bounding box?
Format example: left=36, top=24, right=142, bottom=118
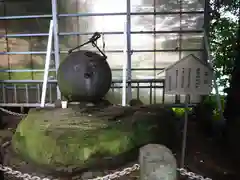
left=139, top=144, right=177, bottom=180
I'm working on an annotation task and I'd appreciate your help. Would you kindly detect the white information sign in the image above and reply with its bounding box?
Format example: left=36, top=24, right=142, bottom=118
left=164, top=54, right=213, bottom=96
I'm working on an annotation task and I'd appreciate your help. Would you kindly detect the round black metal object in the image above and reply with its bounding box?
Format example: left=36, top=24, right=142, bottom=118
left=57, top=50, right=112, bottom=102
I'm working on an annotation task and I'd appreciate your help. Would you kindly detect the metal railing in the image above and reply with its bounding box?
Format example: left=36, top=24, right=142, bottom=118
left=3, top=30, right=204, bottom=38
left=0, top=11, right=204, bottom=20
left=0, top=49, right=204, bottom=55
left=0, top=79, right=165, bottom=107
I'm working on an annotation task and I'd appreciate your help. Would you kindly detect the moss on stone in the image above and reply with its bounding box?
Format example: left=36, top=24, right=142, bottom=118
left=12, top=108, right=132, bottom=166
left=12, top=105, right=177, bottom=170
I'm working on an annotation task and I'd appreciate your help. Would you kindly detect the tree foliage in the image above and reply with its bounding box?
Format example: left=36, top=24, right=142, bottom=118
left=209, top=0, right=239, bottom=89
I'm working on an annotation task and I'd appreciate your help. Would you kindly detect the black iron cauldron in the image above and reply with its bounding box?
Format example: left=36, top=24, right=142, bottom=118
left=57, top=32, right=112, bottom=102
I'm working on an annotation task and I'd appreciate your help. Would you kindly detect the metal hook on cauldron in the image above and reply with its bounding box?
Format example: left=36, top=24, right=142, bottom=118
left=68, top=32, right=107, bottom=59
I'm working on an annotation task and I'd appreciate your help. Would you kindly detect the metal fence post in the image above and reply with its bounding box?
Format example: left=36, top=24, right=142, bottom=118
left=51, top=0, right=61, bottom=99
left=126, top=0, right=132, bottom=102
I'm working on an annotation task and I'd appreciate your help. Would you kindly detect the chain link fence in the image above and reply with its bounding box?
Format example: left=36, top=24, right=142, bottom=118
left=0, top=107, right=212, bottom=180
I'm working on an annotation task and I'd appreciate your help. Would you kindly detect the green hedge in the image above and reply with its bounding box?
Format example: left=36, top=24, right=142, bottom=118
left=172, top=95, right=226, bottom=121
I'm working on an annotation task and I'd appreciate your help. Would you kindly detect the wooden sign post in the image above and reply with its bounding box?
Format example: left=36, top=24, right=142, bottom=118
left=164, top=54, right=213, bottom=168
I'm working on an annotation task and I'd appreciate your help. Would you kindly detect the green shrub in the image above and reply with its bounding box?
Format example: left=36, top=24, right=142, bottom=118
left=171, top=95, right=225, bottom=121
left=202, top=95, right=226, bottom=121
left=172, top=108, right=192, bottom=118
left=202, top=95, right=225, bottom=110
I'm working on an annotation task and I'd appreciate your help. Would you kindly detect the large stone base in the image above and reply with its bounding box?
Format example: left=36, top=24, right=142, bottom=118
left=11, top=104, right=178, bottom=175
left=2, top=143, right=139, bottom=180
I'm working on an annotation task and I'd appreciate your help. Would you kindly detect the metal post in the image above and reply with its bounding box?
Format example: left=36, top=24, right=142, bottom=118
left=203, top=0, right=210, bottom=62
left=122, top=21, right=128, bottom=106
left=126, top=0, right=132, bottom=102
left=181, top=94, right=189, bottom=168
left=41, top=20, right=54, bottom=107
left=176, top=0, right=183, bottom=107
left=153, top=0, right=157, bottom=104
left=179, top=0, right=183, bottom=61
left=51, top=0, right=61, bottom=99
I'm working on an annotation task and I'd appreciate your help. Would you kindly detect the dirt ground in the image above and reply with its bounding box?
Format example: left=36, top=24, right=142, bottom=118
left=174, top=121, right=238, bottom=180
left=1, top=112, right=239, bottom=180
